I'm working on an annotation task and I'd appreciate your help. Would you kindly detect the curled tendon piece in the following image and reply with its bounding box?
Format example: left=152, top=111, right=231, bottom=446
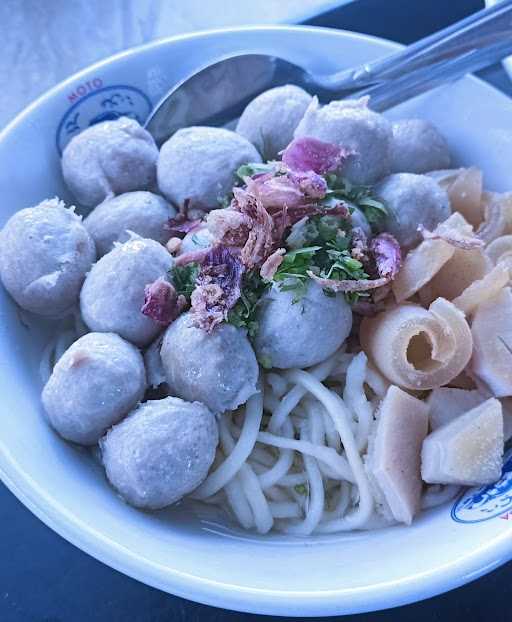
left=427, top=387, right=485, bottom=430
left=477, top=191, right=509, bottom=244
left=360, top=298, right=473, bottom=390
left=419, top=245, right=491, bottom=305
left=367, top=386, right=428, bottom=524
left=452, top=262, right=510, bottom=316
left=429, top=167, right=483, bottom=227
left=392, top=213, right=472, bottom=303
left=418, top=224, right=483, bottom=250
left=471, top=287, right=512, bottom=397
left=421, top=398, right=503, bottom=486
left=486, top=235, right=512, bottom=267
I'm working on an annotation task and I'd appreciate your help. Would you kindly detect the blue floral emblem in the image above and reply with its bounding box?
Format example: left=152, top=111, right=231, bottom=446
left=451, top=449, right=512, bottom=523
left=56, top=85, right=152, bottom=155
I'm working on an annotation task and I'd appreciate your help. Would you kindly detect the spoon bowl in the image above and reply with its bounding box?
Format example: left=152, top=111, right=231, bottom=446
left=145, top=54, right=317, bottom=145
left=146, top=1, right=512, bottom=144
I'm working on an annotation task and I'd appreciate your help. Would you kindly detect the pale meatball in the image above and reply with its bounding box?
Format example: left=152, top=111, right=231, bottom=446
left=294, top=98, right=392, bottom=185
left=101, top=396, right=218, bottom=509
left=390, top=119, right=451, bottom=174
left=42, top=332, right=146, bottom=445
left=351, top=207, right=371, bottom=237
left=62, top=117, right=159, bottom=207
left=254, top=281, right=352, bottom=369
left=179, top=224, right=215, bottom=255
left=0, top=198, right=95, bottom=317
left=84, top=191, right=175, bottom=257
left=375, top=173, right=451, bottom=248
left=160, top=313, right=259, bottom=414
left=236, top=85, right=313, bottom=160
left=157, top=126, right=262, bottom=211
left=80, top=237, right=174, bottom=346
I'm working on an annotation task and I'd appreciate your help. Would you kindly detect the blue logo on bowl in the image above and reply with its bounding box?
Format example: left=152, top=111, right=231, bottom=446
left=56, top=85, right=152, bottom=155
left=451, top=449, right=512, bottom=523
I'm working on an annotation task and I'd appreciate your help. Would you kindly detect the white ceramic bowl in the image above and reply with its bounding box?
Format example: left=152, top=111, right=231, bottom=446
left=2, top=26, right=512, bottom=617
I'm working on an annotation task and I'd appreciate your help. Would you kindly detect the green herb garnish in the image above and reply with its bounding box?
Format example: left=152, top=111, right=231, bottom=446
left=274, top=227, right=370, bottom=303
left=169, top=263, right=200, bottom=299
left=323, top=174, right=388, bottom=231
left=227, top=270, right=270, bottom=337
left=273, top=246, right=321, bottom=302
left=236, top=161, right=278, bottom=181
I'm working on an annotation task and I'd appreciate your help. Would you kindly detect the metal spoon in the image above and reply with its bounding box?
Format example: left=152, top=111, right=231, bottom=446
left=145, top=1, right=512, bottom=146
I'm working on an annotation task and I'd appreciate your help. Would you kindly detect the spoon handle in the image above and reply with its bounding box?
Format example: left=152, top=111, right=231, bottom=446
left=318, top=0, right=512, bottom=109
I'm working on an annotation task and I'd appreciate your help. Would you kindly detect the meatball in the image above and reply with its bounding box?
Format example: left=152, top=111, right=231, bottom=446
left=80, top=237, right=174, bottom=346
left=236, top=85, right=313, bottom=160
left=390, top=119, right=451, bottom=174
left=101, top=397, right=218, bottom=509
left=254, top=281, right=352, bottom=369
left=62, top=117, right=159, bottom=207
left=375, top=173, right=451, bottom=248
left=294, top=97, right=392, bottom=185
left=179, top=224, right=215, bottom=255
left=351, top=207, right=371, bottom=237
left=84, top=191, right=175, bottom=257
left=160, top=313, right=259, bottom=413
left=42, top=332, right=146, bottom=445
left=0, top=198, right=95, bottom=317
left=157, top=126, right=261, bottom=211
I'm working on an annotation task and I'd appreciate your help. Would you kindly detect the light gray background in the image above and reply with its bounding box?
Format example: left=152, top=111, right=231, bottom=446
left=0, top=0, right=347, bottom=127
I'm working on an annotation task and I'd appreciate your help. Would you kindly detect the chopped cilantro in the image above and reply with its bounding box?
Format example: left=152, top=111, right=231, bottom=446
left=273, top=246, right=321, bottom=302
left=317, top=214, right=343, bottom=242
left=273, top=247, right=321, bottom=280
left=169, top=263, right=199, bottom=299
left=236, top=161, right=278, bottom=181
left=227, top=270, right=270, bottom=337
left=286, top=218, right=320, bottom=249
left=323, top=174, right=388, bottom=231
left=273, top=229, right=370, bottom=304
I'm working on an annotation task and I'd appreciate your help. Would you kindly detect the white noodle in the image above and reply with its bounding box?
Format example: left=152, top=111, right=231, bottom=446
left=219, top=418, right=273, bottom=534
left=263, top=390, right=281, bottom=413
left=193, top=389, right=263, bottom=499
left=285, top=369, right=374, bottom=532
left=322, top=408, right=341, bottom=451
left=258, top=419, right=294, bottom=489
left=266, top=372, right=288, bottom=397
left=268, top=351, right=340, bottom=432
left=281, top=423, right=325, bottom=535
left=343, top=352, right=373, bottom=451
left=195, top=348, right=462, bottom=535
left=224, top=476, right=254, bottom=529
left=256, top=431, right=354, bottom=481
left=365, top=363, right=389, bottom=397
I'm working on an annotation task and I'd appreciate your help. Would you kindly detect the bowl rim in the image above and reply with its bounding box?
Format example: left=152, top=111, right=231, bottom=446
left=2, top=24, right=512, bottom=616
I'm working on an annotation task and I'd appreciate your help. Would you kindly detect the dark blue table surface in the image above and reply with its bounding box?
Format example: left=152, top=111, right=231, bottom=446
left=3, top=1, right=512, bottom=620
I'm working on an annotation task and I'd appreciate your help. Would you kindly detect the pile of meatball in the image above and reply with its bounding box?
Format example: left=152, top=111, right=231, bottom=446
left=0, top=85, right=452, bottom=512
